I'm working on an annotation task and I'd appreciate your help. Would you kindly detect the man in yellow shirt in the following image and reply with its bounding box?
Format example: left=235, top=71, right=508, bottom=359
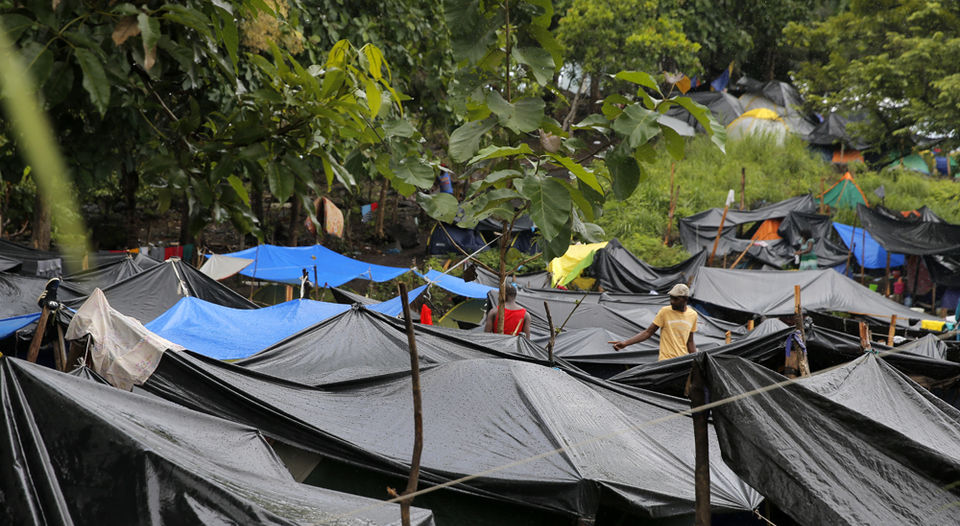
left=611, top=283, right=698, bottom=360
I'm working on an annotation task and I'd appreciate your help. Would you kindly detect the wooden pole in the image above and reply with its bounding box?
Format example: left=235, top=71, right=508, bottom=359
left=794, top=285, right=806, bottom=343
left=708, top=204, right=731, bottom=267
left=26, top=306, right=51, bottom=363
left=397, top=283, right=423, bottom=526
left=859, top=321, right=871, bottom=351
left=313, top=265, right=320, bottom=301
left=860, top=225, right=867, bottom=286
left=285, top=285, right=294, bottom=302
left=544, top=301, right=556, bottom=364
left=739, top=167, right=746, bottom=210
left=724, top=331, right=731, bottom=344
left=747, top=319, right=755, bottom=331
left=886, top=315, right=897, bottom=346
left=884, top=252, right=891, bottom=297
left=665, top=171, right=678, bottom=245
left=932, top=282, right=938, bottom=314
left=53, top=322, right=66, bottom=372
left=818, top=177, right=825, bottom=214
left=65, top=338, right=87, bottom=371
left=844, top=241, right=855, bottom=278
left=690, top=360, right=711, bottom=526
left=728, top=227, right=763, bottom=269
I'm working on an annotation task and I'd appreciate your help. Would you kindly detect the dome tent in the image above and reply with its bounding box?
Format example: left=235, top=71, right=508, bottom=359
left=726, top=108, right=790, bottom=143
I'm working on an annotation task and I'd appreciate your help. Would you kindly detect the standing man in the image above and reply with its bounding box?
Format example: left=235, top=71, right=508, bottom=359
left=611, top=283, right=698, bottom=360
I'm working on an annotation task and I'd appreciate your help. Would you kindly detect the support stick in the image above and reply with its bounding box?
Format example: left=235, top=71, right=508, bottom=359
left=398, top=283, right=423, bottom=526
left=26, top=306, right=51, bottom=363
left=860, top=226, right=867, bottom=286
left=724, top=331, right=731, bottom=344
left=707, top=204, right=730, bottom=267
left=887, top=315, right=897, bottom=346
left=690, top=360, right=711, bottom=526
left=740, top=167, right=746, bottom=210
left=313, top=265, right=319, bottom=301
left=884, top=252, right=891, bottom=297
left=859, top=321, right=871, bottom=351
left=728, top=227, right=763, bottom=269
left=544, top=301, right=556, bottom=365
left=54, top=322, right=66, bottom=372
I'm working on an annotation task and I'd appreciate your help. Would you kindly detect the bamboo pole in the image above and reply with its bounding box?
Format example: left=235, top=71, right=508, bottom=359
left=859, top=321, right=871, bottom=351
left=690, top=360, right=711, bottom=526
left=747, top=319, right=754, bottom=331
left=724, top=331, right=731, bottom=344
left=728, top=227, right=763, bottom=269
left=54, top=322, right=66, bottom=372
left=887, top=315, right=897, bottom=346
left=397, top=283, right=423, bottom=526
left=860, top=225, right=867, bottom=286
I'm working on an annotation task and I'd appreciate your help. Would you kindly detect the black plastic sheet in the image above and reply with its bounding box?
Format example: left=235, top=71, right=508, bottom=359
left=0, top=357, right=434, bottom=526
left=589, top=239, right=705, bottom=294
left=699, top=353, right=960, bottom=526
left=858, top=204, right=960, bottom=255
left=143, top=354, right=762, bottom=520
left=59, top=254, right=159, bottom=297
left=0, top=239, right=62, bottom=277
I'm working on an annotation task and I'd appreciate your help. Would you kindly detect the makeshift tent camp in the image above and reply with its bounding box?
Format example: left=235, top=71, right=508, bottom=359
left=805, top=112, right=869, bottom=150
left=0, top=357, right=435, bottom=526
left=142, top=355, right=762, bottom=521
left=233, top=306, right=551, bottom=386
left=427, top=218, right=539, bottom=256
left=0, top=239, right=61, bottom=277
left=64, top=258, right=257, bottom=323
left=820, top=172, right=868, bottom=210
left=58, top=253, right=160, bottom=297
left=726, top=108, right=790, bottom=142
left=886, top=153, right=933, bottom=175
left=145, top=297, right=351, bottom=360
left=589, top=240, right=705, bottom=294
left=663, top=91, right=744, bottom=129
left=699, top=353, right=960, bottom=526
left=858, top=204, right=960, bottom=256
left=691, top=267, right=939, bottom=326
left=218, top=244, right=411, bottom=285
left=832, top=222, right=905, bottom=269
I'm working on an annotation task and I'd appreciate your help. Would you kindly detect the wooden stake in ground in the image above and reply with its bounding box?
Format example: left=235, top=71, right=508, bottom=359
left=859, top=321, right=872, bottom=351
left=887, top=315, right=897, bottom=346
left=739, top=167, right=746, bottom=210
left=707, top=190, right=735, bottom=266
left=884, top=252, right=891, bottom=297
left=785, top=285, right=811, bottom=378
left=397, top=283, right=424, bottom=526
left=664, top=164, right=677, bottom=244
left=26, top=306, right=51, bottom=364
left=689, top=359, right=711, bottom=526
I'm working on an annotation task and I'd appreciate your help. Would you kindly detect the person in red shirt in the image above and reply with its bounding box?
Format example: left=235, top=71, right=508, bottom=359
left=484, top=284, right=531, bottom=337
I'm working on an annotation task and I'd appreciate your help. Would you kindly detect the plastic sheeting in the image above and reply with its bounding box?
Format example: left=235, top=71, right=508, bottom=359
left=0, top=254, right=20, bottom=272
left=420, top=269, right=495, bottom=298
left=146, top=297, right=350, bottom=360
left=590, top=240, right=704, bottom=294
left=234, top=306, right=553, bottom=385
left=0, top=239, right=61, bottom=277
left=220, top=244, right=411, bottom=285
left=548, top=242, right=607, bottom=286
left=0, top=357, right=434, bottom=526
left=474, top=265, right=552, bottom=289
left=858, top=204, right=960, bottom=256
left=700, top=353, right=960, bottom=526
left=692, top=267, right=938, bottom=326
left=65, top=289, right=184, bottom=390
left=0, top=313, right=41, bottom=340
left=59, top=254, right=160, bottom=297
left=832, top=222, right=905, bottom=269
left=143, top=355, right=762, bottom=519
left=897, top=333, right=949, bottom=361
left=368, top=284, right=427, bottom=317
left=65, top=259, right=257, bottom=323
left=198, top=253, right=253, bottom=280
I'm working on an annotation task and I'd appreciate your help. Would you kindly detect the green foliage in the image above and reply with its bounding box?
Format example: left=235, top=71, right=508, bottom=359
left=784, top=0, right=960, bottom=152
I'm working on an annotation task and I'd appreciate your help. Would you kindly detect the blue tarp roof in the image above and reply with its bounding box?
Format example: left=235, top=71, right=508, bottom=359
left=0, top=313, right=41, bottom=340
left=217, top=244, right=411, bottom=286
left=367, top=284, right=428, bottom=317
left=146, top=297, right=350, bottom=360
left=419, top=269, right=496, bottom=299
left=833, top=222, right=905, bottom=269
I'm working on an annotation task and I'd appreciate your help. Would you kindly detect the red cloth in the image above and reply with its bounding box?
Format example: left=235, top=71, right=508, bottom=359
left=420, top=304, right=433, bottom=325
left=494, top=307, right=526, bottom=335
left=163, top=246, right=183, bottom=260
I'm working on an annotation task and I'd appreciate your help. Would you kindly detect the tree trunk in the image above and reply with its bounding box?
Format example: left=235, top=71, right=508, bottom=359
left=289, top=197, right=301, bottom=246
left=32, top=192, right=51, bottom=250
left=121, top=164, right=140, bottom=248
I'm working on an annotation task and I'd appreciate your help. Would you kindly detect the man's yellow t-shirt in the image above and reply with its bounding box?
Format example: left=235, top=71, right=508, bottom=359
left=652, top=306, right=698, bottom=361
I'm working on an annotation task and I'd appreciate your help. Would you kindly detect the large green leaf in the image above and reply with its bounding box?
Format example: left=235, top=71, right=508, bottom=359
left=521, top=174, right=571, bottom=240
left=418, top=192, right=459, bottom=223
left=266, top=163, right=294, bottom=202
left=661, top=125, right=685, bottom=160
left=555, top=179, right=594, bottom=222
left=391, top=156, right=435, bottom=195
left=612, top=104, right=661, bottom=149
left=449, top=117, right=496, bottom=162
left=1, top=14, right=33, bottom=41
left=137, top=13, right=160, bottom=50
left=547, top=153, right=602, bottom=193
left=218, top=9, right=239, bottom=72
left=486, top=91, right=545, bottom=133
left=469, top=144, right=534, bottom=164
left=74, top=48, right=110, bottom=116
left=512, top=47, right=555, bottom=86
left=672, top=96, right=726, bottom=153
left=227, top=175, right=250, bottom=207
left=607, top=143, right=642, bottom=200
left=540, top=218, right=572, bottom=261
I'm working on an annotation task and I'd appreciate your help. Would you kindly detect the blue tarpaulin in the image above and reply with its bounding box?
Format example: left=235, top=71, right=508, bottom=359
left=419, top=269, right=496, bottom=299
left=368, top=284, right=428, bottom=317
left=146, top=297, right=350, bottom=360
left=217, top=244, right=411, bottom=286
left=0, top=313, right=41, bottom=340
left=833, top=223, right=905, bottom=269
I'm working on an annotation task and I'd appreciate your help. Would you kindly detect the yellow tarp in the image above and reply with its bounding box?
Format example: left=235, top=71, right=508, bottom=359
left=548, top=242, right=608, bottom=286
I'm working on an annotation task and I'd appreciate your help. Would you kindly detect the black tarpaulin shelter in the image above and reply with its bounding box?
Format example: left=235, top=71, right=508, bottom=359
left=59, top=253, right=160, bottom=297
left=236, top=306, right=554, bottom=385
left=858, top=204, right=960, bottom=256
left=699, top=353, right=960, bottom=526
left=897, top=333, right=950, bottom=361
left=663, top=91, right=745, bottom=129
left=805, top=112, right=869, bottom=150
left=0, top=239, right=61, bottom=277
left=588, top=239, right=705, bottom=294
left=0, top=356, right=434, bottom=526
left=0, top=272, right=55, bottom=318
left=64, top=258, right=256, bottom=323
left=0, top=254, right=20, bottom=272
left=474, top=265, right=552, bottom=289
left=692, top=267, right=938, bottom=326
left=142, top=355, right=762, bottom=520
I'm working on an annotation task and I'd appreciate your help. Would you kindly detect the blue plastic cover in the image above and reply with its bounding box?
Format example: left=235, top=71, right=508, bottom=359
left=218, top=244, right=410, bottom=285
left=420, top=269, right=496, bottom=299
left=367, top=284, right=427, bottom=317
left=146, top=297, right=349, bottom=360
left=832, top=222, right=905, bottom=269
left=0, top=313, right=40, bottom=339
